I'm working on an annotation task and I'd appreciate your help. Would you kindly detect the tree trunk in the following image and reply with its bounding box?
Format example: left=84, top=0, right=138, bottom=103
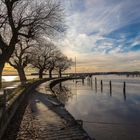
left=58, top=70, right=62, bottom=78
left=49, top=69, right=53, bottom=78
left=39, top=69, right=43, bottom=79
left=0, top=62, right=5, bottom=89
left=0, top=35, right=18, bottom=88
left=17, top=67, right=27, bottom=84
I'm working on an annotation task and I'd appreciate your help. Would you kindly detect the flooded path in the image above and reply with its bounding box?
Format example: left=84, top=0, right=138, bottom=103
left=3, top=81, right=91, bottom=140
left=52, top=75, right=140, bottom=140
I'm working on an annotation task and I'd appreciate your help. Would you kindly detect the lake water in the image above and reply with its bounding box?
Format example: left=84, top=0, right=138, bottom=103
left=2, top=75, right=40, bottom=82
left=53, top=75, right=140, bottom=140
left=1, top=75, right=42, bottom=90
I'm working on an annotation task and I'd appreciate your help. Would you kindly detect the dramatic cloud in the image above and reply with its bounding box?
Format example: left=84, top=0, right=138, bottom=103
left=59, top=0, right=140, bottom=72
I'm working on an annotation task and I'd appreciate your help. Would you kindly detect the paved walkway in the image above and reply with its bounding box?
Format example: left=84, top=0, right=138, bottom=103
left=3, top=81, right=91, bottom=140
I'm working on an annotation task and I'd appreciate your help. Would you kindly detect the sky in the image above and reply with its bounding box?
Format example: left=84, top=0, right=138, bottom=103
left=59, top=0, right=140, bottom=72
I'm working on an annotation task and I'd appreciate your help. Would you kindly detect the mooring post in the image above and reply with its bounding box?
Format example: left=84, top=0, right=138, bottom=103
left=95, top=77, right=97, bottom=92
left=123, top=82, right=126, bottom=94
left=123, top=82, right=126, bottom=100
left=109, top=80, right=112, bottom=95
left=90, top=77, right=92, bottom=87
left=82, top=78, right=84, bottom=85
left=123, top=91, right=126, bottom=101
left=101, top=80, right=103, bottom=92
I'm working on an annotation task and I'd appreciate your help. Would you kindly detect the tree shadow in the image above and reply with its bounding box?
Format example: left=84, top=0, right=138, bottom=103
left=31, top=90, right=77, bottom=126
left=2, top=93, right=31, bottom=140
left=2, top=86, right=89, bottom=140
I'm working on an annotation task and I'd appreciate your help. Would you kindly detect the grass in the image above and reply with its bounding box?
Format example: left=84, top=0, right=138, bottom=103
left=0, top=78, right=44, bottom=109
left=6, top=87, right=25, bottom=102
left=0, top=85, right=25, bottom=109
left=5, top=79, right=42, bottom=105
left=1, top=78, right=40, bottom=89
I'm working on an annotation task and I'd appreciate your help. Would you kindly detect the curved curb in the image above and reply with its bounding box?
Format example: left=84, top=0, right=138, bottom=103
left=48, top=78, right=93, bottom=140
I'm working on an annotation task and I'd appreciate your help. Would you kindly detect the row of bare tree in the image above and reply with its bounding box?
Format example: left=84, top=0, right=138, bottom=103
left=9, top=38, right=72, bottom=84
left=0, top=0, right=70, bottom=87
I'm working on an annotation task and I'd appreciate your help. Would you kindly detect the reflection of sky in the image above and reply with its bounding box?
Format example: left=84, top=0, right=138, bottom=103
left=2, top=76, right=18, bottom=82
left=59, top=0, right=140, bottom=72
left=58, top=77, right=140, bottom=139
left=67, top=90, right=140, bottom=124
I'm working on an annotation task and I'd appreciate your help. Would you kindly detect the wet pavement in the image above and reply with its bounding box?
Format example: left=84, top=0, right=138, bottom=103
left=2, top=81, right=91, bottom=140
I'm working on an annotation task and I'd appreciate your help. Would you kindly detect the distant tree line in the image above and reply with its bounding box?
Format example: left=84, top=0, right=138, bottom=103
left=0, top=0, right=72, bottom=86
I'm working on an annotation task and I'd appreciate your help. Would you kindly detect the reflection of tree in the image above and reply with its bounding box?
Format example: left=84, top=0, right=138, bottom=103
left=53, top=83, right=73, bottom=104
left=123, top=92, right=126, bottom=101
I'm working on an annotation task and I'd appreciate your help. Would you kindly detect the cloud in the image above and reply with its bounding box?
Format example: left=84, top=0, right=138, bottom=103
left=69, top=51, right=140, bottom=72
left=59, top=0, right=140, bottom=72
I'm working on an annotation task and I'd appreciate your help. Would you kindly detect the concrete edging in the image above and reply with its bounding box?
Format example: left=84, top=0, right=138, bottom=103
left=49, top=77, right=75, bottom=96
left=48, top=77, right=92, bottom=140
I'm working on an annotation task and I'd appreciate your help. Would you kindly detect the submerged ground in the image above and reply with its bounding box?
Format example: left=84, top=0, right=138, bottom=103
left=2, top=80, right=91, bottom=140
left=53, top=75, right=140, bottom=140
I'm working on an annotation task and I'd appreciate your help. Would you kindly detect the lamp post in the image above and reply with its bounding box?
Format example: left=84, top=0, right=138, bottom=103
left=75, top=56, right=76, bottom=77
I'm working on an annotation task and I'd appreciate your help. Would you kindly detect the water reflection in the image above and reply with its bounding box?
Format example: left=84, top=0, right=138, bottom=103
left=123, top=91, right=126, bottom=101
left=101, top=80, right=103, bottom=93
left=53, top=83, right=73, bottom=104
left=2, top=75, right=49, bottom=82
left=95, top=77, right=97, bottom=93
left=109, top=80, right=112, bottom=96
left=2, top=76, right=18, bottom=82
left=53, top=75, right=140, bottom=140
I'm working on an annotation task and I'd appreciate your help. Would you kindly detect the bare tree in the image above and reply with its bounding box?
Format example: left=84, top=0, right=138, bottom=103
left=30, top=41, right=57, bottom=79
left=47, top=49, right=62, bottom=78
left=0, top=0, right=65, bottom=87
left=55, top=54, right=72, bottom=77
left=8, top=39, right=32, bottom=84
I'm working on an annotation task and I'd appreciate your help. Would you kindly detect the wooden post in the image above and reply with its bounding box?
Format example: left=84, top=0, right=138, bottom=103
left=101, top=80, right=103, bottom=92
left=90, top=77, right=93, bottom=89
left=123, top=82, right=126, bottom=94
left=82, top=78, right=84, bottom=85
left=109, top=80, right=112, bottom=95
left=123, top=91, right=126, bottom=101
left=123, top=82, right=126, bottom=100
left=95, top=77, right=97, bottom=92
